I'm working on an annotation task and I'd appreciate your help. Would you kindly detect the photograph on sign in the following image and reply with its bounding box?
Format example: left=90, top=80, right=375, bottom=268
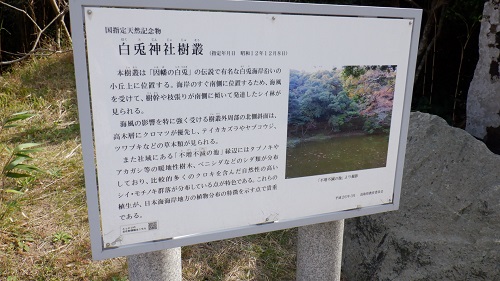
left=72, top=2, right=419, bottom=258
left=286, top=65, right=396, bottom=178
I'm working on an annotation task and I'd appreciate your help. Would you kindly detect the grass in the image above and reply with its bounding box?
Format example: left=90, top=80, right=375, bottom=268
left=0, top=53, right=297, bottom=280
left=183, top=230, right=296, bottom=280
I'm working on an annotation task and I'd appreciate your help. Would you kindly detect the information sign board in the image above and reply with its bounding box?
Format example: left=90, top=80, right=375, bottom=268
left=70, top=0, right=421, bottom=260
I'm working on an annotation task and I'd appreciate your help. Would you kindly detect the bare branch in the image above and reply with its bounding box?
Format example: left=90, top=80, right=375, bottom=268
left=2, top=48, right=72, bottom=57
left=414, top=0, right=451, bottom=82
left=0, top=6, right=69, bottom=65
left=0, top=1, right=41, bottom=31
left=48, top=0, right=72, bottom=45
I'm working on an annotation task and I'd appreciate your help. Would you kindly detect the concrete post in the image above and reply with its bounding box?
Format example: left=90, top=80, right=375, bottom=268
left=127, top=248, right=182, bottom=281
left=296, top=220, right=344, bottom=281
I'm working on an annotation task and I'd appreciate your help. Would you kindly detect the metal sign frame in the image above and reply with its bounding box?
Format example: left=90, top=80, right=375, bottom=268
left=70, top=0, right=421, bottom=260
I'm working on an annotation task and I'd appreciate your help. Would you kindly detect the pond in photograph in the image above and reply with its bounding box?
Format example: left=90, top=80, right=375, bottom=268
left=285, top=134, right=389, bottom=178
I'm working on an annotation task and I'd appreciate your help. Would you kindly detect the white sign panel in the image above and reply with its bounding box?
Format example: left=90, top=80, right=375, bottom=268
left=71, top=0, right=421, bottom=259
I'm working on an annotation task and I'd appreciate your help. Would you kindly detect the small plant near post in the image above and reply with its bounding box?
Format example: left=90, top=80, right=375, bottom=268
left=0, top=111, right=43, bottom=221
left=52, top=231, right=72, bottom=244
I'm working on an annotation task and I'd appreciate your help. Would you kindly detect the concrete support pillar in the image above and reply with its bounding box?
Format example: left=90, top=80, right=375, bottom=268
left=296, top=220, right=344, bottom=281
left=127, top=248, right=182, bottom=281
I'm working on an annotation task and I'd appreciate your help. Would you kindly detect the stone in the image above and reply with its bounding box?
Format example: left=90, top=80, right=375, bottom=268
left=297, top=220, right=344, bottom=281
left=342, top=112, right=500, bottom=280
left=466, top=0, right=500, bottom=153
left=127, top=248, right=182, bottom=281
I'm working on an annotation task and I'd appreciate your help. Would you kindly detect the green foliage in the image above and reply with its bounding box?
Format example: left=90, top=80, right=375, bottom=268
left=52, top=231, right=72, bottom=244
left=342, top=65, right=367, bottom=79
left=288, top=66, right=395, bottom=136
left=2, top=199, right=22, bottom=216
left=363, top=117, right=382, bottom=134
left=288, top=69, right=346, bottom=134
left=3, top=143, right=43, bottom=180
left=14, top=233, right=34, bottom=252
left=0, top=111, right=43, bottom=221
left=1, top=112, right=36, bottom=129
left=327, top=91, right=359, bottom=132
left=1, top=112, right=43, bottom=189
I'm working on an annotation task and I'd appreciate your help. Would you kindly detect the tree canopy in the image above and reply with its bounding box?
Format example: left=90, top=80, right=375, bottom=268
left=288, top=66, right=396, bottom=136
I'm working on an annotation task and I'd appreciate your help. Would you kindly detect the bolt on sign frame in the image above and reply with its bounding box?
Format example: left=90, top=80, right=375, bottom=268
left=70, top=0, right=421, bottom=260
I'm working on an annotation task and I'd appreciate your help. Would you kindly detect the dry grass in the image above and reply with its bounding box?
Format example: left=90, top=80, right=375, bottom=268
left=0, top=53, right=128, bottom=280
left=183, top=230, right=296, bottom=281
left=0, top=53, right=297, bottom=280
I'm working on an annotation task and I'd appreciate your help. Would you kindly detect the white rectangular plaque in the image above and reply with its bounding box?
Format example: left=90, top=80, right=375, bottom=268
left=71, top=0, right=421, bottom=259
